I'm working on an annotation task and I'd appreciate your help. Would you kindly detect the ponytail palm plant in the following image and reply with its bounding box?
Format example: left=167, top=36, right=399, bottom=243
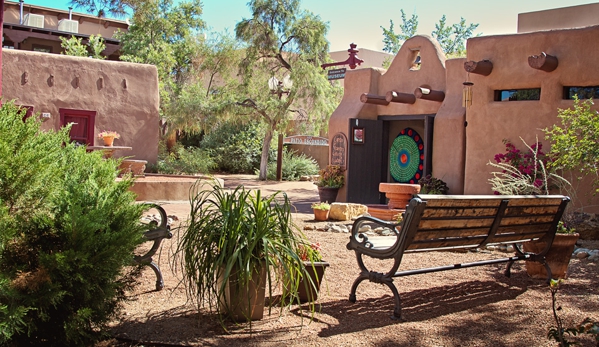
left=175, top=181, right=307, bottom=322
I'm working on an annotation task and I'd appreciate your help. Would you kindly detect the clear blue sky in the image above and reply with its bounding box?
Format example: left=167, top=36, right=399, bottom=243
left=18, top=0, right=599, bottom=51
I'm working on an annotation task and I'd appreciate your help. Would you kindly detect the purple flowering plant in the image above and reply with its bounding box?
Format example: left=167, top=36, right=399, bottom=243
left=488, top=137, right=569, bottom=195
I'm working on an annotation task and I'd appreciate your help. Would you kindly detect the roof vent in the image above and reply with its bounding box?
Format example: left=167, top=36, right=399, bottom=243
left=23, top=14, right=45, bottom=28
left=58, top=19, right=79, bottom=33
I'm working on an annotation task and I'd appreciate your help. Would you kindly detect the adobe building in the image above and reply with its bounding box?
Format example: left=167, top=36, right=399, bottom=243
left=329, top=25, right=599, bottom=213
left=1, top=49, right=160, bottom=164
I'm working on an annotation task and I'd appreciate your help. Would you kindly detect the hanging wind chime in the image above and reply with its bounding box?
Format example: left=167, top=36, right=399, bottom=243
left=462, top=73, right=473, bottom=108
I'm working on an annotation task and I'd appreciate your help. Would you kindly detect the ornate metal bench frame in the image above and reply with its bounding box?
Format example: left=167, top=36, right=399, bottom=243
left=346, top=194, right=570, bottom=319
left=135, top=203, right=173, bottom=290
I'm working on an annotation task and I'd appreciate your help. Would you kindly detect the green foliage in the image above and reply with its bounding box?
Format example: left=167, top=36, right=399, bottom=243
left=314, top=165, right=345, bottom=188
left=544, top=97, right=599, bottom=194
left=418, top=175, right=449, bottom=194
left=117, top=0, right=205, bottom=123
left=68, top=0, right=131, bottom=18
left=431, top=15, right=479, bottom=55
left=310, top=202, right=330, bottom=211
left=151, top=143, right=215, bottom=175
left=174, top=182, right=309, bottom=321
left=265, top=148, right=319, bottom=181
left=296, top=242, right=322, bottom=262
left=60, top=34, right=106, bottom=59
left=233, top=0, right=343, bottom=180
left=380, top=9, right=418, bottom=53
left=200, top=121, right=265, bottom=174
left=0, top=102, right=145, bottom=346
left=381, top=10, right=479, bottom=55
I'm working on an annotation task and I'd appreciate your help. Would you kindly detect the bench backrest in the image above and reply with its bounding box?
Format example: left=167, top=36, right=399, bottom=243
left=401, top=194, right=570, bottom=252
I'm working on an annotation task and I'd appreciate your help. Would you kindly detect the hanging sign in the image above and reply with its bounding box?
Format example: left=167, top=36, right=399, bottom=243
left=283, top=135, right=329, bottom=146
left=327, top=68, right=346, bottom=80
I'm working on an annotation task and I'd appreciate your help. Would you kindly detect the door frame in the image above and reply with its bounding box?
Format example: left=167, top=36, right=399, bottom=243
left=59, top=108, right=96, bottom=145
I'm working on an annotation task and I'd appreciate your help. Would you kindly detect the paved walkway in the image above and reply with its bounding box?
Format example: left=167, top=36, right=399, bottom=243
left=154, top=175, right=321, bottom=219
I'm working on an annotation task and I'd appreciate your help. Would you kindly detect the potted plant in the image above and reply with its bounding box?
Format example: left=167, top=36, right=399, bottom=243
left=418, top=174, right=449, bottom=194
left=523, top=221, right=580, bottom=279
left=311, top=202, right=330, bottom=221
left=314, top=165, right=344, bottom=203
left=174, top=181, right=306, bottom=322
left=286, top=242, right=329, bottom=303
left=97, top=130, right=120, bottom=146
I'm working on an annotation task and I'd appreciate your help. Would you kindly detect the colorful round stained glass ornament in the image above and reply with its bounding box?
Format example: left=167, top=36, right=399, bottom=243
left=390, top=127, right=424, bottom=183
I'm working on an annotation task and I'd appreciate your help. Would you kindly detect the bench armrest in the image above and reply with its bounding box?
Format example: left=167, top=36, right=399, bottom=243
left=346, top=216, right=403, bottom=259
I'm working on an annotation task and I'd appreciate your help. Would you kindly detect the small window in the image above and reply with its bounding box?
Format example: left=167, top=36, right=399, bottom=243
left=563, top=86, right=599, bottom=100
left=409, top=50, right=421, bottom=71
left=494, top=89, right=541, bottom=101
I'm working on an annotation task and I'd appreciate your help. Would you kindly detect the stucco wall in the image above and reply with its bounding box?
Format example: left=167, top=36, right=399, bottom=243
left=2, top=49, right=160, bottom=163
left=518, top=3, right=599, bottom=33
left=464, top=26, right=599, bottom=211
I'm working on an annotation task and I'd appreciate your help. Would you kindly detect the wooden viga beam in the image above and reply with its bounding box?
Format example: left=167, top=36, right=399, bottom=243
left=360, top=93, right=390, bottom=105
left=414, top=87, right=445, bottom=102
left=464, top=60, right=493, bottom=76
left=528, top=52, right=558, bottom=72
left=385, top=91, right=416, bottom=104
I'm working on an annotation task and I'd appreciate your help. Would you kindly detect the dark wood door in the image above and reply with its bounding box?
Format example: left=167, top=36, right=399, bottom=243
left=59, top=109, right=96, bottom=145
left=346, top=118, right=388, bottom=204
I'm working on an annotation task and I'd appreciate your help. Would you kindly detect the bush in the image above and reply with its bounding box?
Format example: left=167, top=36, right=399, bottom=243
left=265, top=148, right=319, bottom=181
left=200, top=121, right=266, bottom=174
left=151, top=143, right=215, bottom=175
left=0, top=102, right=145, bottom=346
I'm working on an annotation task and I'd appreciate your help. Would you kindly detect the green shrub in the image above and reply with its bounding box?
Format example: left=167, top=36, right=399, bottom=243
left=151, top=143, right=215, bottom=175
left=266, top=148, right=319, bottom=181
left=0, top=102, right=145, bottom=346
left=201, top=121, right=266, bottom=173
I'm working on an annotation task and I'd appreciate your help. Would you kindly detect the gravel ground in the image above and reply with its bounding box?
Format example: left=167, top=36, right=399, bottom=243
left=97, top=176, right=599, bottom=347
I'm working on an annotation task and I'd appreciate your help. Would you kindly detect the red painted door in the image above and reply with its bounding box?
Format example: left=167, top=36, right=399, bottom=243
left=59, top=109, right=96, bottom=145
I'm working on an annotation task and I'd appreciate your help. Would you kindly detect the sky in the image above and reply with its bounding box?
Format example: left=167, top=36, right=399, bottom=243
left=19, top=0, right=599, bottom=52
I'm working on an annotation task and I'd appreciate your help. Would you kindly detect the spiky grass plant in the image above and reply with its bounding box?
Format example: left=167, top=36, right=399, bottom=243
left=174, top=181, right=311, bottom=324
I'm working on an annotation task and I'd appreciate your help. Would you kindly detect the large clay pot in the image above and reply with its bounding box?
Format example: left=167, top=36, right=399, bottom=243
left=297, top=261, right=329, bottom=303
left=313, top=208, right=330, bottom=221
left=218, top=262, right=266, bottom=321
left=317, top=186, right=339, bottom=203
left=522, top=233, right=579, bottom=279
left=379, top=183, right=421, bottom=209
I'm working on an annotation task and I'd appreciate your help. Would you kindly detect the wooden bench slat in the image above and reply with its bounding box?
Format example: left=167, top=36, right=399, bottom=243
left=499, top=215, right=555, bottom=226
left=421, top=206, right=559, bottom=220
left=411, top=223, right=552, bottom=240
left=418, top=218, right=495, bottom=230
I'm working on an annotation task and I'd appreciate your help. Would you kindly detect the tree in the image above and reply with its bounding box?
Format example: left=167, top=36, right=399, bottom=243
left=381, top=10, right=479, bottom=55
left=431, top=15, right=479, bottom=55
left=233, top=0, right=342, bottom=180
left=68, top=0, right=136, bottom=18
left=380, top=9, right=418, bottom=54
left=60, top=34, right=106, bottom=59
left=116, top=0, right=205, bottom=137
left=544, top=97, right=599, bottom=194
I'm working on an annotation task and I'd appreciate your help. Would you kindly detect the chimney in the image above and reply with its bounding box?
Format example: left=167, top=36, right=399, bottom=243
left=68, top=7, right=72, bottom=20
left=19, top=0, right=24, bottom=25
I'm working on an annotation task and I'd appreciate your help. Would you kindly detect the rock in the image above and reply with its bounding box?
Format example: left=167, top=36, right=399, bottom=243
left=304, top=225, right=316, bottom=231
left=506, top=245, right=515, bottom=252
left=576, top=251, right=589, bottom=259
left=381, top=229, right=394, bottom=236
left=589, top=251, right=599, bottom=262
left=358, top=225, right=372, bottom=233
left=329, top=225, right=345, bottom=233
left=330, top=203, right=368, bottom=221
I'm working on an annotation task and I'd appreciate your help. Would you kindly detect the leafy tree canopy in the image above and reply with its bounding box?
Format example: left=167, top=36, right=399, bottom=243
left=381, top=10, right=479, bottom=55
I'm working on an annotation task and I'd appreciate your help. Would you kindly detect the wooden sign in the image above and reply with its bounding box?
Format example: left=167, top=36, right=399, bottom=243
left=327, top=68, right=346, bottom=80
left=331, top=133, right=347, bottom=168
left=283, top=135, right=329, bottom=146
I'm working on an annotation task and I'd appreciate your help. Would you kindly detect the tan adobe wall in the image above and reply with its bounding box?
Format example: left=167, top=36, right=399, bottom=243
left=2, top=49, right=160, bottom=164
left=464, top=26, right=599, bottom=211
left=518, top=3, right=599, bottom=33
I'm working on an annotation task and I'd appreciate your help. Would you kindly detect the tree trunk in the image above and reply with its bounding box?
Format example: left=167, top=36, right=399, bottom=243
left=259, top=126, right=274, bottom=180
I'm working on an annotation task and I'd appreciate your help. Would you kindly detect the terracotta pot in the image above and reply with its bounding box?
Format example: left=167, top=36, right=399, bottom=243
left=379, top=183, right=421, bottom=209
left=317, top=186, right=339, bottom=203
left=102, top=135, right=115, bottom=146
left=522, top=233, right=579, bottom=279
left=218, top=262, right=266, bottom=322
left=313, top=208, right=330, bottom=221
left=297, top=261, right=329, bottom=303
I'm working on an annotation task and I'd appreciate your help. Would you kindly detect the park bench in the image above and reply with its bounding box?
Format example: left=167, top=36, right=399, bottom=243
left=135, top=203, right=173, bottom=291
left=346, top=194, right=570, bottom=319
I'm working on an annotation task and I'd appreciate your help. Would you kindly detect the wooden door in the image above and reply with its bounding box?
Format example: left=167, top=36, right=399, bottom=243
left=59, top=109, right=96, bottom=145
left=346, top=118, right=388, bottom=204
